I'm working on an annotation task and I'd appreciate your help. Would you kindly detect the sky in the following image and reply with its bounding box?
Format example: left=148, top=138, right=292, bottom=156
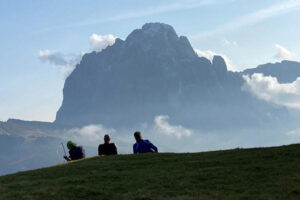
left=0, top=0, right=300, bottom=122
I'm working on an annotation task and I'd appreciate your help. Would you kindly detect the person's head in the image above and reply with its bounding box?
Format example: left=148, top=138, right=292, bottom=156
left=104, top=134, right=110, bottom=144
left=67, top=140, right=77, bottom=150
left=134, top=131, right=142, bottom=142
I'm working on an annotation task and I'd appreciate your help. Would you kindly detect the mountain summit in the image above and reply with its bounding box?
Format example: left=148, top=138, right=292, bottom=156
left=54, top=22, right=289, bottom=130
left=125, top=23, right=196, bottom=59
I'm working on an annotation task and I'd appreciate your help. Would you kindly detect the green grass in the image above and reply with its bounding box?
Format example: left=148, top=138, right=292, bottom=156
left=1, top=144, right=300, bottom=200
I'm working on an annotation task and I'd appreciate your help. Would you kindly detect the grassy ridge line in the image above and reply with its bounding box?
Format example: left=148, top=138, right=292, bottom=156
left=1, top=144, right=300, bottom=200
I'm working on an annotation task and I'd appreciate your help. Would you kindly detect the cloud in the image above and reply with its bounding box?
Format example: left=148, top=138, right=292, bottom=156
left=38, top=33, right=116, bottom=77
left=194, top=49, right=215, bottom=61
left=90, top=34, right=116, bottom=52
left=194, top=49, right=235, bottom=71
left=191, top=0, right=300, bottom=39
left=38, top=50, right=67, bottom=66
left=38, top=50, right=84, bottom=77
left=60, top=124, right=133, bottom=154
left=154, top=115, right=192, bottom=139
left=274, top=44, right=296, bottom=61
left=63, top=124, right=115, bottom=147
left=242, top=73, right=300, bottom=109
left=54, top=124, right=136, bottom=155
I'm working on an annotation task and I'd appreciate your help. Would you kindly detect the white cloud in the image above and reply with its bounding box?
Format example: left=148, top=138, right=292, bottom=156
left=56, top=124, right=135, bottom=155
left=63, top=124, right=115, bottom=147
left=90, top=34, right=116, bottom=52
left=154, top=115, right=192, bottom=139
left=274, top=44, right=296, bottom=61
left=194, top=49, right=235, bottom=71
left=242, top=73, right=300, bottom=109
left=38, top=50, right=67, bottom=65
left=191, top=0, right=300, bottom=39
left=38, top=50, right=84, bottom=77
left=194, top=49, right=215, bottom=61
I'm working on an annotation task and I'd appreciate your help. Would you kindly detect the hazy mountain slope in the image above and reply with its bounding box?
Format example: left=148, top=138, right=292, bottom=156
left=0, top=135, right=62, bottom=175
left=2, top=144, right=300, bottom=200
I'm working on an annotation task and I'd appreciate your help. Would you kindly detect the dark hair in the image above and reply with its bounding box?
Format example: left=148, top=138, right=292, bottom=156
left=104, top=134, right=110, bottom=139
left=134, top=131, right=142, bottom=141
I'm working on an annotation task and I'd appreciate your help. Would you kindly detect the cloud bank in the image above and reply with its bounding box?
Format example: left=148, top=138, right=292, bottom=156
left=59, top=124, right=133, bottom=154
left=90, top=34, right=116, bottom=52
left=154, top=115, right=192, bottom=139
left=242, top=73, right=300, bottom=109
left=63, top=124, right=115, bottom=147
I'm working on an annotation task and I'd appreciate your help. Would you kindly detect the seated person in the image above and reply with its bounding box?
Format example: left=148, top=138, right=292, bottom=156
left=98, top=134, right=118, bottom=156
left=133, top=131, right=158, bottom=154
left=64, top=141, right=85, bottom=161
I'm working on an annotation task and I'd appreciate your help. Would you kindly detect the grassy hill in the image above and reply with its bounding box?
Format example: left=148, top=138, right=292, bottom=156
left=1, top=144, right=300, bottom=200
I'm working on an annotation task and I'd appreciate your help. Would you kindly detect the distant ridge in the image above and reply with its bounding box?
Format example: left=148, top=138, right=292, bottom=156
left=242, top=60, right=300, bottom=83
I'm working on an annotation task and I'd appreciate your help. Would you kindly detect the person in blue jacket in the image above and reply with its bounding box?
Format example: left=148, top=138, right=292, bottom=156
left=133, top=131, right=158, bottom=154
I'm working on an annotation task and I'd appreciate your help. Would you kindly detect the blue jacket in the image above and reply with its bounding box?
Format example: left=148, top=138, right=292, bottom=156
left=133, top=139, right=158, bottom=154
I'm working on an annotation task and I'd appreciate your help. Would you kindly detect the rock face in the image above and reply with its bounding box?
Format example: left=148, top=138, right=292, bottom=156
left=242, top=60, right=300, bottom=83
left=54, top=22, right=290, bottom=130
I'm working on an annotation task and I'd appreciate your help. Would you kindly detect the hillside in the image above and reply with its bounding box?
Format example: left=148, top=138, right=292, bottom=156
left=1, top=144, right=300, bottom=200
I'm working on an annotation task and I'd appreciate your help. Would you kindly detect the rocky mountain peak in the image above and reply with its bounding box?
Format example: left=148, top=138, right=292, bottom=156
left=124, top=22, right=195, bottom=59
left=212, top=55, right=227, bottom=73
left=126, top=22, right=177, bottom=41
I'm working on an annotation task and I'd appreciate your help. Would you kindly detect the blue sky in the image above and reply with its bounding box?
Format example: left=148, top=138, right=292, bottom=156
left=0, top=0, right=300, bottom=122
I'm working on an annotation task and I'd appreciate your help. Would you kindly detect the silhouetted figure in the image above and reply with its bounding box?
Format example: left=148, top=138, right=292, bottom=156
left=133, top=131, right=158, bottom=154
left=64, top=141, right=85, bottom=161
left=98, top=134, right=118, bottom=156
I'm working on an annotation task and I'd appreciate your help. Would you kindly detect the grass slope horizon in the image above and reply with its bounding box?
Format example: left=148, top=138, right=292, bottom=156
left=1, top=144, right=300, bottom=200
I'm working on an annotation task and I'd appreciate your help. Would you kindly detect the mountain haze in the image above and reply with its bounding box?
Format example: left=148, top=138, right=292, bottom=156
left=55, top=23, right=290, bottom=130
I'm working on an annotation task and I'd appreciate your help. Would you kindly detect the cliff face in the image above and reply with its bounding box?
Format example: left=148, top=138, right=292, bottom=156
left=54, top=23, right=289, bottom=130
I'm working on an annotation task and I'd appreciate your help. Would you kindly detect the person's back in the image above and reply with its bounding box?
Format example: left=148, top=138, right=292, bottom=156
left=98, top=134, right=118, bottom=156
left=133, top=131, right=158, bottom=154
left=98, top=143, right=117, bottom=155
left=69, top=146, right=85, bottom=160
left=64, top=141, right=85, bottom=161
